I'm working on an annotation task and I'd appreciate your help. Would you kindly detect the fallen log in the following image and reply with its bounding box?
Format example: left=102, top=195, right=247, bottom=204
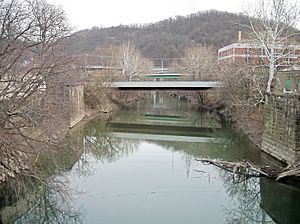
left=196, top=158, right=285, bottom=180
left=197, top=159, right=265, bottom=177
left=276, top=168, right=300, bottom=181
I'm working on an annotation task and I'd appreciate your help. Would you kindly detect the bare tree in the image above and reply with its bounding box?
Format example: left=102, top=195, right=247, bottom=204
left=217, top=63, right=267, bottom=145
left=83, top=43, right=152, bottom=114
left=219, top=64, right=267, bottom=113
left=0, top=0, right=72, bottom=183
left=245, top=0, right=300, bottom=93
left=85, top=42, right=153, bottom=81
left=115, top=41, right=153, bottom=81
left=176, top=44, right=217, bottom=80
left=174, top=44, right=218, bottom=105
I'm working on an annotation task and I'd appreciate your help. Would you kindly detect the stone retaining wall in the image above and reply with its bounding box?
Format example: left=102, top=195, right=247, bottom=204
left=262, top=94, right=300, bottom=164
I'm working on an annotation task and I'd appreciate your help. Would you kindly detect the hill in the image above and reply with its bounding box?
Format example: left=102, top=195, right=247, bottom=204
left=65, top=10, right=295, bottom=59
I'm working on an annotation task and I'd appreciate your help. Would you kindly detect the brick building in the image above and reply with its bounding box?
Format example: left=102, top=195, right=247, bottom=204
left=218, top=39, right=300, bottom=68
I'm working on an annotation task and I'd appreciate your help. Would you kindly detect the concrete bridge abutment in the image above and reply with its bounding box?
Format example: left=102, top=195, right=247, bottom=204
left=67, top=84, right=85, bottom=127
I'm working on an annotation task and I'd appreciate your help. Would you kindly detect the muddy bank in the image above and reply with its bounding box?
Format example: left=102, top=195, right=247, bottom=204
left=83, top=94, right=145, bottom=122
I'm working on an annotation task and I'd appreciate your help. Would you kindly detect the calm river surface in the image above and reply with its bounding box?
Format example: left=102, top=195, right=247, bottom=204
left=1, top=93, right=300, bottom=224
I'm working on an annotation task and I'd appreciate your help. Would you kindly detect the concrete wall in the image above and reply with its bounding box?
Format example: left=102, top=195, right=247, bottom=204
left=262, top=94, right=300, bottom=164
left=47, top=82, right=85, bottom=128
left=68, top=84, right=85, bottom=127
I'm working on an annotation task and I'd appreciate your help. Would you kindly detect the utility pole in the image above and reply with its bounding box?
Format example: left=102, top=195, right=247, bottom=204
left=190, top=0, right=195, bottom=13
left=84, top=53, right=87, bottom=72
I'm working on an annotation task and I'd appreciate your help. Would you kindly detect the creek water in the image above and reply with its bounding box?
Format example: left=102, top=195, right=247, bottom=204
left=1, top=93, right=300, bottom=224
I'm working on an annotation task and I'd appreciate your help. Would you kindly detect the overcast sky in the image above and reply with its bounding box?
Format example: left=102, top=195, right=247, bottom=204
left=50, top=0, right=247, bottom=30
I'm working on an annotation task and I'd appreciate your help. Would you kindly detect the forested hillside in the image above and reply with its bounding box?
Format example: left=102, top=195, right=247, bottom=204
left=65, top=10, right=297, bottom=59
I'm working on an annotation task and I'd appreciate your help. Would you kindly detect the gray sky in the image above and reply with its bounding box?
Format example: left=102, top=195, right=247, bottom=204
left=50, top=0, right=246, bottom=30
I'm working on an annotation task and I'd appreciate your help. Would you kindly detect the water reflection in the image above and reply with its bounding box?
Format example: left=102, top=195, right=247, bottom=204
left=111, top=96, right=221, bottom=129
left=260, top=178, right=300, bottom=224
left=82, top=121, right=140, bottom=164
left=79, top=94, right=299, bottom=224
left=14, top=183, right=82, bottom=224
left=0, top=172, right=83, bottom=224
left=220, top=172, right=274, bottom=224
left=2, top=93, right=300, bottom=223
left=0, top=127, right=85, bottom=224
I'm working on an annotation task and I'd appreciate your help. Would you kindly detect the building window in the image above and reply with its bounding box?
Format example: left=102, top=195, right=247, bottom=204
left=245, top=48, right=251, bottom=63
left=295, top=79, right=299, bottom=91
left=246, top=48, right=251, bottom=55
left=285, top=78, right=291, bottom=91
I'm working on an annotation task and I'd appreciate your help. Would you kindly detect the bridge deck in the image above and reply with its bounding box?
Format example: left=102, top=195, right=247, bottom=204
left=109, top=81, right=222, bottom=90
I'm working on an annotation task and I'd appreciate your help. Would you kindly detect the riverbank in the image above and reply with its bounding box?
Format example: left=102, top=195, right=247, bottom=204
left=168, top=91, right=264, bottom=149
left=227, top=107, right=263, bottom=148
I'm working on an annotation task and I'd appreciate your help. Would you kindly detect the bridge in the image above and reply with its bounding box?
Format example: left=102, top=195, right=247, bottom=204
left=107, top=81, right=222, bottom=90
left=84, top=63, right=222, bottom=90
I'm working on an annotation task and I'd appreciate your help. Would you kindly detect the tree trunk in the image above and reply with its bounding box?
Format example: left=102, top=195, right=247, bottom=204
left=266, top=39, right=276, bottom=93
